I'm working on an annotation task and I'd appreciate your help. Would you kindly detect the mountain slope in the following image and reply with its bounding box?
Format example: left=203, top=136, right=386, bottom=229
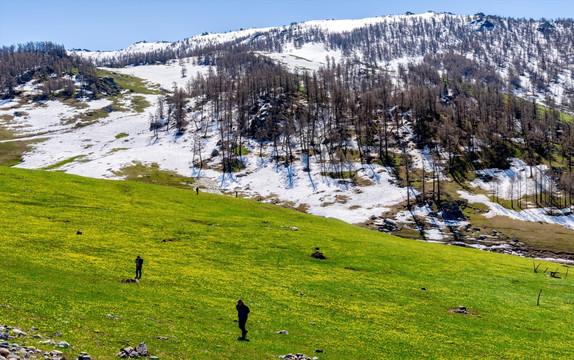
left=2, top=13, right=574, bottom=259
left=73, top=12, right=574, bottom=109
left=0, top=166, right=573, bottom=359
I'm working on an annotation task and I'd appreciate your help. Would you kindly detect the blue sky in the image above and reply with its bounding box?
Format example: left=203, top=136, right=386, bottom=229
left=0, top=0, right=572, bottom=51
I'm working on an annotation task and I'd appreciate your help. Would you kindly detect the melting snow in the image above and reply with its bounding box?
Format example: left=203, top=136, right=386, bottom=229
left=459, top=191, right=574, bottom=230
left=471, top=158, right=552, bottom=201
left=102, top=58, right=209, bottom=91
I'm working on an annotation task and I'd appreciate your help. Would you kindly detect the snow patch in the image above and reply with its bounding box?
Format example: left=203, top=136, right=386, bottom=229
left=459, top=190, right=574, bottom=230
left=471, top=158, right=551, bottom=201
left=101, top=58, right=209, bottom=90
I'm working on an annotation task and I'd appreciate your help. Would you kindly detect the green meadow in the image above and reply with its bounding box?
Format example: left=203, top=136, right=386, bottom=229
left=0, top=166, right=572, bottom=359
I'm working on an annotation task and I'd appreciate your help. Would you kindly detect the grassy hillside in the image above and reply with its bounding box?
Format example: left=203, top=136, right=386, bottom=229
left=0, top=167, right=572, bottom=359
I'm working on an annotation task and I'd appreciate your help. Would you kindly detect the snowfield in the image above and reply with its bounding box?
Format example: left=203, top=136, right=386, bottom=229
left=462, top=158, right=574, bottom=230
left=471, top=158, right=552, bottom=201
left=214, top=154, right=408, bottom=224
left=258, top=42, right=344, bottom=72
left=101, top=59, right=208, bottom=91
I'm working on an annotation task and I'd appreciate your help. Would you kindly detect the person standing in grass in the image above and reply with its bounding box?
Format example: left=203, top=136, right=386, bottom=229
left=135, top=255, right=144, bottom=279
left=236, top=299, right=250, bottom=340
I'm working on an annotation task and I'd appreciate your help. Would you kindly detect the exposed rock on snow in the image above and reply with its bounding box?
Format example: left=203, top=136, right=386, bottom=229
left=469, top=18, right=495, bottom=31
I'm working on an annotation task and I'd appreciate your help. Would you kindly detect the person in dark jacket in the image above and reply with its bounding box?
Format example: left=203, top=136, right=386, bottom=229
left=135, top=255, right=143, bottom=279
left=236, top=299, right=250, bottom=340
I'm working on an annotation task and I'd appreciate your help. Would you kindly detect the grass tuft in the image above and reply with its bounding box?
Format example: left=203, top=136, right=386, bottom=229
left=115, top=133, right=129, bottom=140
left=96, top=69, right=162, bottom=95
left=114, top=161, right=195, bottom=188
left=42, top=155, right=87, bottom=170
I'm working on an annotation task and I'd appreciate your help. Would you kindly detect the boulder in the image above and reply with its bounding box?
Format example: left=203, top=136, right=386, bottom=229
left=121, top=278, right=139, bottom=283
left=11, top=329, right=26, bottom=337
left=135, top=342, right=147, bottom=356
left=117, top=347, right=133, bottom=358
left=454, top=306, right=469, bottom=314
left=311, top=251, right=327, bottom=260
left=278, top=354, right=313, bottom=360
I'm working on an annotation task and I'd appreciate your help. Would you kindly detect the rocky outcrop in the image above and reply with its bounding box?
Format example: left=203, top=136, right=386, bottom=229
left=0, top=324, right=95, bottom=360
left=117, top=342, right=155, bottom=358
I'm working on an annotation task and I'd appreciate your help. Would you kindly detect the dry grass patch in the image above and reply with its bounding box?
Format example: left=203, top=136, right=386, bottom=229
left=469, top=214, right=574, bottom=254
left=0, top=139, right=44, bottom=166
left=115, top=161, right=195, bottom=188
left=60, top=98, right=89, bottom=109
left=0, top=126, right=16, bottom=141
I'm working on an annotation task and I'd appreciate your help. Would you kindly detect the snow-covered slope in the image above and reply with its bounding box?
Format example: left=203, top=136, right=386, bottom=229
left=73, top=41, right=174, bottom=63
left=73, top=12, right=574, bottom=109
